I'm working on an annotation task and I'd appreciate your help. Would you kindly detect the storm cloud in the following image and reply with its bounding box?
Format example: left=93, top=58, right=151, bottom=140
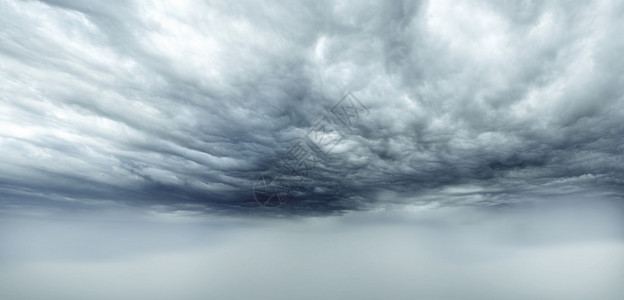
left=1, top=0, right=623, bottom=214
left=2, top=1, right=624, bottom=299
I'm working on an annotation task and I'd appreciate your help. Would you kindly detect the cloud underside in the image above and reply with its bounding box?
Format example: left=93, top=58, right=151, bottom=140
left=1, top=0, right=623, bottom=215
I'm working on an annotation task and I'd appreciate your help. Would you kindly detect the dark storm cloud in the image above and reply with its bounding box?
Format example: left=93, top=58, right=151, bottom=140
left=1, top=0, right=622, bottom=215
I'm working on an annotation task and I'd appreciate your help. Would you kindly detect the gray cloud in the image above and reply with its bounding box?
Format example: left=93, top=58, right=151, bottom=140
left=0, top=0, right=623, bottom=215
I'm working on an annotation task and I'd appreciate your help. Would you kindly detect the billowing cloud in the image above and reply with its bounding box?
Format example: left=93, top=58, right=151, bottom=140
left=2, top=2, right=624, bottom=298
left=1, top=0, right=623, bottom=215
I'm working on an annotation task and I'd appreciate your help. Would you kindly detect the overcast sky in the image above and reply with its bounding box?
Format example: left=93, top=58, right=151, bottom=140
left=1, top=0, right=623, bottom=299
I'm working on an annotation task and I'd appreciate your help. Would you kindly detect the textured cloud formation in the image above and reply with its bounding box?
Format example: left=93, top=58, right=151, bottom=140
left=1, top=0, right=623, bottom=214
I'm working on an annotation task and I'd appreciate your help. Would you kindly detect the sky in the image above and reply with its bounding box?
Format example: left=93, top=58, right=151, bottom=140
left=1, top=0, right=623, bottom=299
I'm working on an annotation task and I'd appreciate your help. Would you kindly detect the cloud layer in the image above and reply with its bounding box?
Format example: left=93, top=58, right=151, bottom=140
left=1, top=0, right=623, bottom=214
